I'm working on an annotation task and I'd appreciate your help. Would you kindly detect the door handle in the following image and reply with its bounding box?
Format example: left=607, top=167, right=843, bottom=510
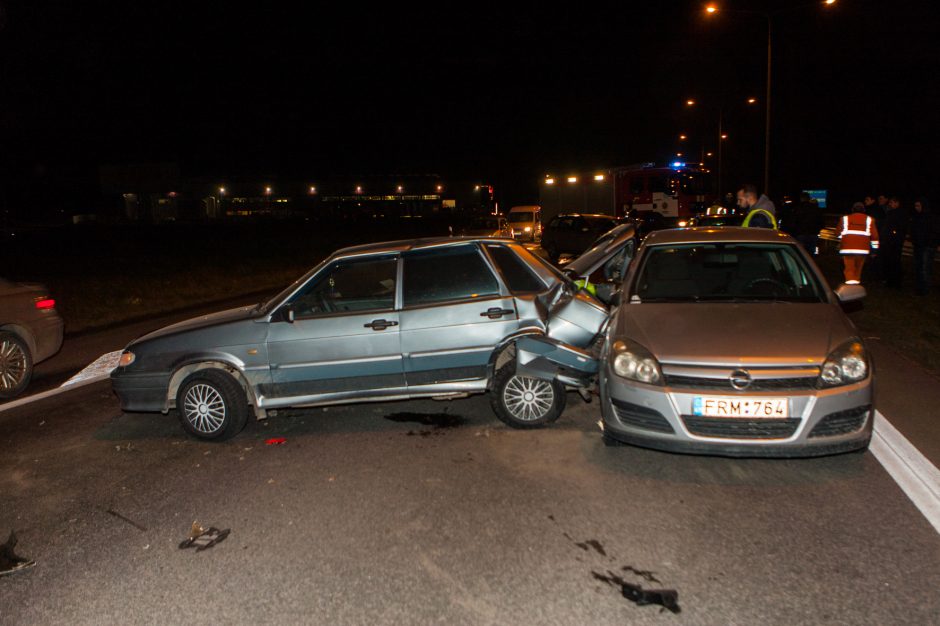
left=481, top=307, right=515, bottom=319
left=364, top=319, right=398, bottom=330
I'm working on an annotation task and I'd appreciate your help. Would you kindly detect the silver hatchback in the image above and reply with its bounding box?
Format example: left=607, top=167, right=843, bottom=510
left=518, top=228, right=873, bottom=457
left=0, top=279, right=64, bottom=398
left=111, top=238, right=610, bottom=440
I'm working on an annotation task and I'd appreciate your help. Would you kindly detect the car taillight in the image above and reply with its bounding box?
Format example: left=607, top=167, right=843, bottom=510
left=35, top=298, right=56, bottom=310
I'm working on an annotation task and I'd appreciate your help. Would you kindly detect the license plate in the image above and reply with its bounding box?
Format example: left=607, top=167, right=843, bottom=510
left=692, top=396, right=789, bottom=418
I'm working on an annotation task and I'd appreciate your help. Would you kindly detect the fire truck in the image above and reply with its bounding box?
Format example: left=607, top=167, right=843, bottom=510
left=539, top=162, right=716, bottom=224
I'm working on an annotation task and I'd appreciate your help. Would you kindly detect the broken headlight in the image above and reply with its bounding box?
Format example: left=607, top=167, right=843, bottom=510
left=819, top=339, right=868, bottom=388
left=611, top=339, right=662, bottom=385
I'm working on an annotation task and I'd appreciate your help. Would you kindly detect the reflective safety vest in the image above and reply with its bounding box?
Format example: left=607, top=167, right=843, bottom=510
left=574, top=278, right=597, bottom=297
left=741, top=208, right=778, bottom=229
left=839, top=212, right=879, bottom=255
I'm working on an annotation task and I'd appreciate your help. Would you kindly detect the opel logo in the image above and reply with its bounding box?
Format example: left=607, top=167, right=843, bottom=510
left=729, top=369, right=752, bottom=390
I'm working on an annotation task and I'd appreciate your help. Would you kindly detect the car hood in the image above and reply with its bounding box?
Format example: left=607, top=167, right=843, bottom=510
left=564, top=224, right=635, bottom=278
left=613, top=303, right=850, bottom=367
left=133, top=305, right=259, bottom=345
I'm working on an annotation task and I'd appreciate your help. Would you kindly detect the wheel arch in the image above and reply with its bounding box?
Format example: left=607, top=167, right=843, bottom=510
left=166, top=359, right=263, bottom=418
left=485, top=327, right=546, bottom=389
left=0, top=323, right=36, bottom=359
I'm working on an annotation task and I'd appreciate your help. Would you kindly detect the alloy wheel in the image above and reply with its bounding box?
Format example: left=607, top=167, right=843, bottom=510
left=502, top=375, right=555, bottom=421
left=183, top=383, right=227, bottom=434
left=0, top=338, right=28, bottom=392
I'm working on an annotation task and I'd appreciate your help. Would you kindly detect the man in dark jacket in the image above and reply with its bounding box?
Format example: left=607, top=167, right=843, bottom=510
left=789, top=192, right=824, bottom=254
left=910, top=198, right=938, bottom=295
left=881, top=197, right=909, bottom=289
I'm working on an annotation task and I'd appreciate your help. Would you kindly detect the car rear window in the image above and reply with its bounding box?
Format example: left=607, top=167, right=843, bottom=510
left=631, top=243, right=825, bottom=303
left=485, top=245, right=546, bottom=293
left=403, top=244, right=500, bottom=307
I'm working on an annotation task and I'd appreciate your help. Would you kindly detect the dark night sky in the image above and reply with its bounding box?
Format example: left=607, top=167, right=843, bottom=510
left=1, top=0, right=938, bottom=209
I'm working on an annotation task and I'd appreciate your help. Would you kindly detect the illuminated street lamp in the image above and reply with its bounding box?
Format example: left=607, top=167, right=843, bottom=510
left=436, top=184, right=443, bottom=192
left=355, top=185, right=363, bottom=194
left=686, top=99, right=696, bottom=106
left=545, top=177, right=555, bottom=185
left=397, top=185, right=403, bottom=193
left=309, top=186, right=317, bottom=194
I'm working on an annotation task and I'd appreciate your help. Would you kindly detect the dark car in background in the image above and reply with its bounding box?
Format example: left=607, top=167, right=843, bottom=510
left=457, top=215, right=511, bottom=238
left=541, top=213, right=618, bottom=261
left=0, top=278, right=64, bottom=398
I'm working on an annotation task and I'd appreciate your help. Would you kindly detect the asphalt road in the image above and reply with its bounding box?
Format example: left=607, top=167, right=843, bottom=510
left=1, top=382, right=938, bottom=624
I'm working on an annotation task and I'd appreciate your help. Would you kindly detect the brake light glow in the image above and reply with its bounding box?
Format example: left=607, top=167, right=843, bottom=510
left=35, top=298, right=56, bottom=310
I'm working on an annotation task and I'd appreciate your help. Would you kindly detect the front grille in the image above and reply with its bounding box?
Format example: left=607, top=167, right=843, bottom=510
left=682, top=416, right=800, bottom=439
left=808, top=405, right=871, bottom=438
left=665, top=374, right=818, bottom=392
left=611, top=399, right=674, bottom=433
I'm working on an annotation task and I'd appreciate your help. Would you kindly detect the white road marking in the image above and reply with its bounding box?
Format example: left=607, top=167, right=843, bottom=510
left=871, top=410, right=940, bottom=535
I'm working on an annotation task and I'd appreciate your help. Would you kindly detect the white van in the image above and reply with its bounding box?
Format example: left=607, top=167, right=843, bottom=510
left=507, top=205, right=541, bottom=242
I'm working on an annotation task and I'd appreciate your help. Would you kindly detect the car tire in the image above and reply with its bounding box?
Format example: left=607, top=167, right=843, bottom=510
left=490, top=363, right=566, bottom=429
left=0, top=331, right=33, bottom=399
left=176, top=369, right=249, bottom=441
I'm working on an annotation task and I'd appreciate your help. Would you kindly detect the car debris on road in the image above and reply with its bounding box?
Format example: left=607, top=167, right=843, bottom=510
left=0, top=531, right=36, bottom=577
left=179, top=522, right=230, bottom=552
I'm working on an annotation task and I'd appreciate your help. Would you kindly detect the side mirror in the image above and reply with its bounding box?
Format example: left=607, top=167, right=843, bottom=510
left=279, top=305, right=296, bottom=323
left=835, top=283, right=866, bottom=303
left=835, top=284, right=865, bottom=312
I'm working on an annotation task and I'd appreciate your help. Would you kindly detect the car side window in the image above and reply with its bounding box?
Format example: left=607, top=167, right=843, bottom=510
left=403, top=245, right=500, bottom=307
left=289, top=256, right=397, bottom=317
left=485, top=245, right=546, bottom=293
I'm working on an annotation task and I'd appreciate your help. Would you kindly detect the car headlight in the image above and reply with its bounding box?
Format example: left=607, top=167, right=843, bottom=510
left=523, top=226, right=532, bottom=232
left=819, top=339, right=868, bottom=388
left=118, top=351, right=136, bottom=367
left=611, top=339, right=662, bottom=385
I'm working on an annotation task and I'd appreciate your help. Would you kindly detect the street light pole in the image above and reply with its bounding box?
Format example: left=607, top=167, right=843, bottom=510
left=763, top=15, right=772, bottom=195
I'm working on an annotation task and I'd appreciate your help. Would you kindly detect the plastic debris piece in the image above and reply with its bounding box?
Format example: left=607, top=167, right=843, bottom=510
left=179, top=522, right=230, bottom=552
left=266, top=437, right=287, bottom=445
left=0, top=531, right=36, bottom=577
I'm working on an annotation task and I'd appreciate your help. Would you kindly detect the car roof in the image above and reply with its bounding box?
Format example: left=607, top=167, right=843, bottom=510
left=331, top=237, right=515, bottom=259
left=643, top=227, right=795, bottom=245
left=556, top=213, right=615, bottom=220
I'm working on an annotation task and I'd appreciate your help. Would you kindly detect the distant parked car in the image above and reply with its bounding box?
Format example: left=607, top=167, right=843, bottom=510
left=541, top=214, right=618, bottom=262
left=111, top=237, right=609, bottom=440
left=458, top=215, right=511, bottom=238
left=0, top=279, right=64, bottom=398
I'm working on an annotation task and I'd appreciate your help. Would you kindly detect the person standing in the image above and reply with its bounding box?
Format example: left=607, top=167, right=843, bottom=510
left=910, top=198, right=938, bottom=295
left=881, top=197, right=909, bottom=289
left=737, top=184, right=777, bottom=229
left=839, top=202, right=879, bottom=285
left=790, top=192, right=824, bottom=254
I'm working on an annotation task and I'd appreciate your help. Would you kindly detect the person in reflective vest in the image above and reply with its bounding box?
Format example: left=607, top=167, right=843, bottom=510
left=839, top=202, right=880, bottom=285
left=741, top=207, right=778, bottom=229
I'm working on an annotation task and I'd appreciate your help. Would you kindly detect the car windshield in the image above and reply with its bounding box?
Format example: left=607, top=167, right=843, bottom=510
left=631, top=242, right=825, bottom=303
left=508, top=212, right=534, bottom=223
